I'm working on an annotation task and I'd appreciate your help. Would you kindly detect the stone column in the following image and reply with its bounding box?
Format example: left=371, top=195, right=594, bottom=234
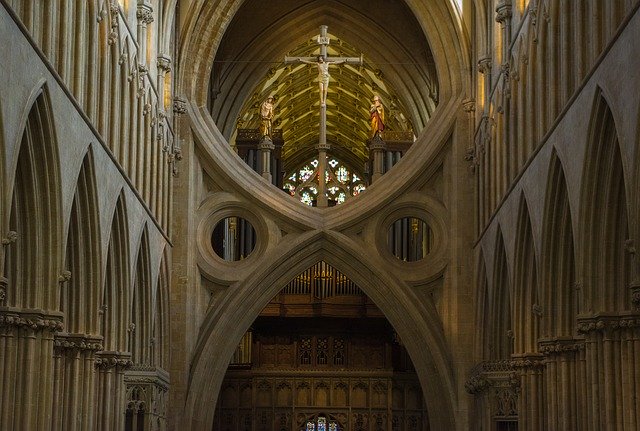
left=52, top=333, right=103, bottom=431
left=0, top=308, right=63, bottom=430
left=136, top=3, right=154, bottom=67
left=369, top=135, right=387, bottom=183
left=258, top=137, right=275, bottom=182
left=94, top=351, right=133, bottom=431
left=157, top=55, right=171, bottom=112
left=315, top=143, right=330, bottom=207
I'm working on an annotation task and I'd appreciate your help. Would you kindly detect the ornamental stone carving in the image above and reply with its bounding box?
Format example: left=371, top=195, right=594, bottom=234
left=136, top=4, right=154, bottom=25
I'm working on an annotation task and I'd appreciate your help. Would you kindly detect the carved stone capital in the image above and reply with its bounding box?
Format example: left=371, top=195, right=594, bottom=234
left=315, top=143, right=331, bottom=152
left=173, top=97, right=187, bottom=115
left=577, top=312, right=640, bottom=334
left=538, top=337, right=585, bottom=356
left=368, top=135, right=387, bottom=152
left=477, top=57, right=492, bottom=74
left=95, top=350, right=133, bottom=370
left=0, top=307, right=64, bottom=332
left=157, top=55, right=172, bottom=73
left=1, top=231, right=18, bottom=245
left=510, top=353, right=545, bottom=370
left=495, top=2, right=513, bottom=24
left=258, top=138, right=275, bottom=151
left=54, top=332, right=104, bottom=352
left=136, top=4, right=154, bottom=25
left=462, top=98, right=476, bottom=113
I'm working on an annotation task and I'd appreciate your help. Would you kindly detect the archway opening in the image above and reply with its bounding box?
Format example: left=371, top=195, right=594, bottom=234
left=213, top=260, right=429, bottom=430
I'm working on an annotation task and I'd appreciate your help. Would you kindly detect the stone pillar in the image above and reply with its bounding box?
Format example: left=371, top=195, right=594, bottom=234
left=539, top=337, right=586, bottom=430
left=94, top=351, right=133, bottom=431
left=258, top=137, right=275, bottom=182
left=0, top=308, right=63, bottom=430
left=52, top=333, right=103, bottom=431
left=136, top=3, right=154, bottom=67
left=157, top=55, right=171, bottom=112
left=512, top=354, right=544, bottom=431
left=315, top=143, right=330, bottom=207
left=369, top=135, right=387, bottom=183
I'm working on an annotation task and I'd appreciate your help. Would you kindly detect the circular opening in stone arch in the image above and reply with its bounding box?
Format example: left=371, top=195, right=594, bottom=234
left=387, top=217, right=433, bottom=262
left=211, top=216, right=257, bottom=261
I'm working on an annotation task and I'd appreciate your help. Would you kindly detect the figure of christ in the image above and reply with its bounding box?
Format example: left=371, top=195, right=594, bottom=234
left=297, top=56, right=346, bottom=106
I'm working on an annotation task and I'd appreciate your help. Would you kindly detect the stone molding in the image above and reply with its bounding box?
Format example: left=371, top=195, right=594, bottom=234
left=54, top=332, right=104, bottom=352
left=173, top=97, right=187, bottom=115
left=538, top=337, right=585, bottom=356
left=495, top=2, right=512, bottom=24
left=95, top=350, right=133, bottom=370
left=0, top=307, right=64, bottom=332
left=576, top=313, right=640, bottom=334
left=136, top=4, right=154, bottom=25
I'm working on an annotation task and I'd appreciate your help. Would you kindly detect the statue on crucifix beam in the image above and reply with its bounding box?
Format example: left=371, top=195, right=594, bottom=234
left=295, top=56, right=346, bottom=106
left=284, top=25, right=363, bottom=207
left=285, top=26, right=363, bottom=107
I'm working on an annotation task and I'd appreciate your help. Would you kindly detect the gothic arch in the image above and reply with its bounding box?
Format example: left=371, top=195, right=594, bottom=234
left=4, top=84, right=62, bottom=310
left=490, top=228, right=513, bottom=360
left=186, top=230, right=456, bottom=430
left=101, top=191, right=131, bottom=351
left=474, top=249, right=491, bottom=359
left=541, top=150, right=577, bottom=338
left=152, top=245, right=170, bottom=369
left=131, top=225, right=153, bottom=365
left=512, top=194, right=540, bottom=354
left=178, top=0, right=468, bottom=109
left=62, top=146, right=102, bottom=334
left=579, top=89, right=631, bottom=312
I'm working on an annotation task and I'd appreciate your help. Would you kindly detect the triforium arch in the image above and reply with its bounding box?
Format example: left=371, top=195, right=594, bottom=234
left=0, top=83, right=63, bottom=430
left=540, top=149, right=577, bottom=339
left=55, top=145, right=103, bottom=430
left=5, top=83, right=63, bottom=311
left=186, top=231, right=456, bottom=430
left=579, top=88, right=632, bottom=313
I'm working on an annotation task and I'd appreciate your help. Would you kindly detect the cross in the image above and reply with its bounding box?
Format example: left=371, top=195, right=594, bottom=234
left=284, top=25, right=363, bottom=207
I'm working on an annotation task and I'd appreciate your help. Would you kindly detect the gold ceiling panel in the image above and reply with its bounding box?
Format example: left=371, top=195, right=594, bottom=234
left=235, top=35, right=414, bottom=173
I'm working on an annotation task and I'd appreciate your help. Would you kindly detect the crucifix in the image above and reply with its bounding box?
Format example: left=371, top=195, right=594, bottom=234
left=285, top=25, right=363, bottom=207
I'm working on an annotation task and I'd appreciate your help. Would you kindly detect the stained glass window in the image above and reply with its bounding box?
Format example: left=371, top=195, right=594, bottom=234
left=284, top=157, right=366, bottom=206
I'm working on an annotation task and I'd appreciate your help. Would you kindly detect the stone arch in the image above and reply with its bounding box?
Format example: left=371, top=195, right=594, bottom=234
left=152, top=245, right=170, bottom=369
left=131, top=224, right=152, bottom=365
left=56, top=145, right=102, bottom=431
left=490, top=227, right=513, bottom=360
left=541, top=150, right=577, bottom=338
left=512, top=194, right=540, bottom=354
left=186, top=230, right=455, bottom=430
left=4, top=84, right=62, bottom=310
left=177, top=0, right=468, bottom=109
left=61, top=145, right=102, bottom=334
left=579, top=89, right=631, bottom=313
left=474, top=249, right=491, bottom=359
left=101, top=191, right=131, bottom=352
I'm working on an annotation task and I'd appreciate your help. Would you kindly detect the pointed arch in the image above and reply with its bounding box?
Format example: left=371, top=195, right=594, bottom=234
left=130, top=225, right=152, bottom=365
left=580, top=90, right=631, bottom=312
left=152, top=245, right=170, bottom=370
left=474, top=248, right=491, bottom=360
left=541, top=150, right=577, bottom=337
left=4, top=86, right=62, bottom=310
left=185, top=230, right=456, bottom=430
left=512, top=194, right=540, bottom=354
left=61, top=146, right=102, bottom=334
left=490, top=228, right=513, bottom=360
left=101, top=191, right=131, bottom=351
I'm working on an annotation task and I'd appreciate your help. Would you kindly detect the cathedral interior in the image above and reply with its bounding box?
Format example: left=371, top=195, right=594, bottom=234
left=1, top=0, right=639, bottom=430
